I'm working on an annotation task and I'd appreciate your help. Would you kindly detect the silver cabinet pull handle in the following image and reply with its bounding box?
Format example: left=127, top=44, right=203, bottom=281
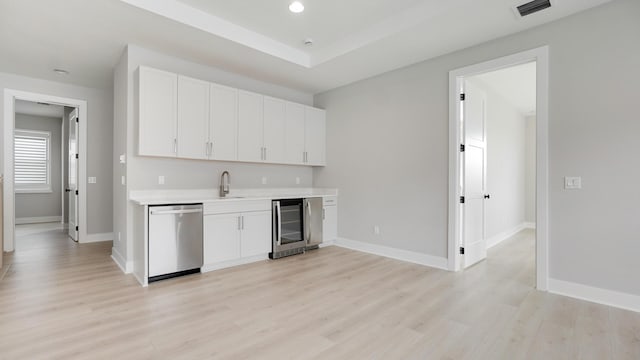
left=150, top=209, right=202, bottom=215
left=275, top=201, right=282, bottom=246
left=264, top=147, right=267, bottom=161
left=238, top=216, right=241, bottom=230
left=173, top=138, right=177, bottom=154
left=306, top=201, right=311, bottom=243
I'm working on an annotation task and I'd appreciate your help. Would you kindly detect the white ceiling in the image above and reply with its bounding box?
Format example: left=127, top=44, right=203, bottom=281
left=15, top=100, right=64, bottom=118
left=471, top=61, right=537, bottom=116
left=0, top=0, right=613, bottom=94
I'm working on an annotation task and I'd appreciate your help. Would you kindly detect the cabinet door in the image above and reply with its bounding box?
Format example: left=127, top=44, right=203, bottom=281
left=304, top=107, right=326, bottom=166
left=263, top=97, right=286, bottom=163
left=285, top=102, right=305, bottom=164
left=237, top=90, right=264, bottom=162
left=323, top=205, right=337, bottom=244
left=177, top=75, right=210, bottom=160
left=138, top=67, right=177, bottom=157
left=204, top=214, right=241, bottom=264
left=240, top=211, right=272, bottom=258
left=210, top=84, right=238, bottom=161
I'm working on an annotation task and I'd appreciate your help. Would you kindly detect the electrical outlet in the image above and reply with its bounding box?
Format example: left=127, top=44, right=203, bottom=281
left=374, top=225, right=380, bottom=235
left=262, top=176, right=267, bottom=185
left=121, top=176, right=126, bottom=185
left=295, top=177, right=301, bottom=185
left=118, top=232, right=121, bottom=242
left=88, top=177, right=97, bottom=184
left=158, top=175, right=165, bottom=185
left=564, top=176, right=581, bottom=189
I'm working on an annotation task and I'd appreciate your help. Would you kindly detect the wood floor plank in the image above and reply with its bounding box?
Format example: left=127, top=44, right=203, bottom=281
left=1, top=225, right=638, bottom=359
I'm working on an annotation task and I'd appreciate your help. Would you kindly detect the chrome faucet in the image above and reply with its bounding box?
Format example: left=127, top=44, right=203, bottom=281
left=219, top=171, right=230, bottom=197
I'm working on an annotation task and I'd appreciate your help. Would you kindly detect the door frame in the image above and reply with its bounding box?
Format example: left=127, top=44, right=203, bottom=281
left=447, top=46, right=549, bottom=291
left=3, top=89, right=88, bottom=251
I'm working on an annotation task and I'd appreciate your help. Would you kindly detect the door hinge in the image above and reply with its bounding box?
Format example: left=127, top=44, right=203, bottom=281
left=75, top=190, right=78, bottom=195
left=460, top=247, right=465, bottom=255
left=75, top=153, right=79, bottom=159
left=460, top=93, right=466, bottom=101
left=75, top=226, right=79, bottom=231
left=460, top=144, right=465, bottom=152
left=76, top=117, right=79, bottom=123
left=459, top=196, right=465, bottom=204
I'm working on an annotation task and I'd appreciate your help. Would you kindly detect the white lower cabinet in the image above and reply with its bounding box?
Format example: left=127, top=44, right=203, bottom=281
left=323, top=205, right=338, bottom=244
left=203, top=210, right=271, bottom=268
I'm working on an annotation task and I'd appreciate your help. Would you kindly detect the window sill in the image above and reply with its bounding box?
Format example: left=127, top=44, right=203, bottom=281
left=15, top=188, right=53, bottom=194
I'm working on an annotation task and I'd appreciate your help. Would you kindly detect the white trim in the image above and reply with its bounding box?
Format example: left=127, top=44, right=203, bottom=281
left=120, top=0, right=310, bottom=67
left=15, top=216, right=61, bottom=225
left=201, top=254, right=269, bottom=273
left=486, top=222, right=529, bottom=249
left=3, top=89, right=88, bottom=253
left=84, top=232, right=114, bottom=243
left=334, top=238, right=448, bottom=270
left=448, top=46, right=549, bottom=291
left=548, top=279, right=640, bottom=313
left=523, top=222, right=536, bottom=229
left=319, top=240, right=335, bottom=248
left=111, top=247, right=133, bottom=274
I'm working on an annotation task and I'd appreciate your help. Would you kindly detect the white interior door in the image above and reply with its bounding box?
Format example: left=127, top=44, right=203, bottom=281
left=462, top=80, right=487, bottom=268
left=67, top=108, right=79, bottom=241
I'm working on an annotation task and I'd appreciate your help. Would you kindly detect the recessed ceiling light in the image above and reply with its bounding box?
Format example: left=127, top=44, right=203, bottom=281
left=304, top=38, right=313, bottom=46
left=53, top=69, right=69, bottom=75
left=289, top=1, right=304, bottom=13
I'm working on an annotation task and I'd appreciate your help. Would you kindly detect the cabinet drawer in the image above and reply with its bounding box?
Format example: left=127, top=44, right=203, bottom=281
left=204, top=199, right=270, bottom=215
left=323, top=196, right=337, bottom=206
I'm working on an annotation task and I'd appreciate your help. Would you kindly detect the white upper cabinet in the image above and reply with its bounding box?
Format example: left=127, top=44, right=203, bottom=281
left=177, top=75, right=210, bottom=160
left=263, top=97, right=286, bottom=164
left=237, top=90, right=264, bottom=162
left=285, top=102, right=305, bottom=164
left=210, top=84, right=238, bottom=161
left=137, top=66, right=326, bottom=166
left=138, top=66, right=177, bottom=157
left=305, top=107, right=326, bottom=166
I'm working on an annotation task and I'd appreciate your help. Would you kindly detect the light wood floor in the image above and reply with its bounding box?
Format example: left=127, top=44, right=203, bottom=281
left=0, top=227, right=638, bottom=359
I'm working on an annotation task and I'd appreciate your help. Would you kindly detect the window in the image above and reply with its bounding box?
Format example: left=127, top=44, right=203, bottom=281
left=14, top=129, right=51, bottom=193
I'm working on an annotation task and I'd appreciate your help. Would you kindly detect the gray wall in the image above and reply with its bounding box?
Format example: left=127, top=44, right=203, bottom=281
left=0, top=72, right=113, bottom=235
left=314, top=0, right=640, bottom=296
left=114, top=45, right=316, bottom=264
left=14, top=113, right=62, bottom=220
left=466, top=77, right=527, bottom=240
left=525, top=116, right=536, bottom=223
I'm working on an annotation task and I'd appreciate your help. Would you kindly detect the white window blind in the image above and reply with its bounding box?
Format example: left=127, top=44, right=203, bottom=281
left=14, top=129, right=51, bottom=192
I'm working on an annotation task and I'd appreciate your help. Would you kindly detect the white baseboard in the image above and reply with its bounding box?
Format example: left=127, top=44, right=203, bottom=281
left=201, top=254, right=268, bottom=273
left=111, top=247, right=133, bottom=274
left=319, top=239, right=335, bottom=248
left=83, top=232, right=114, bottom=243
left=548, top=278, right=640, bottom=313
left=15, top=216, right=61, bottom=225
left=486, top=222, right=536, bottom=249
left=334, top=238, right=448, bottom=270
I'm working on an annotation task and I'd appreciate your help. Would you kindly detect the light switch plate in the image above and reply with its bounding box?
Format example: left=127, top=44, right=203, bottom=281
left=295, top=177, right=301, bottom=185
left=564, top=176, right=581, bottom=189
left=262, top=176, right=267, bottom=185
left=88, top=177, right=97, bottom=184
left=121, top=176, right=126, bottom=185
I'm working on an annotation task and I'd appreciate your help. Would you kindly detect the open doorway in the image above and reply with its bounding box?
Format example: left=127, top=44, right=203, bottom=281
left=461, top=62, right=536, bottom=269
left=3, top=90, right=88, bottom=254
left=12, top=100, right=78, bottom=250
left=448, top=47, right=549, bottom=290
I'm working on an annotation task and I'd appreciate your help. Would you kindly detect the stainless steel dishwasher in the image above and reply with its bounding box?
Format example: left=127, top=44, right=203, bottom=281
left=148, top=204, right=203, bottom=282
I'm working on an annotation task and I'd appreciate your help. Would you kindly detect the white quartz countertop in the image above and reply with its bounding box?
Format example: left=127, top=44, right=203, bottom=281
left=129, top=188, right=338, bottom=205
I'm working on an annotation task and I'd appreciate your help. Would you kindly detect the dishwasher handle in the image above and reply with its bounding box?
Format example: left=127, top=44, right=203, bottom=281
left=149, top=208, right=202, bottom=215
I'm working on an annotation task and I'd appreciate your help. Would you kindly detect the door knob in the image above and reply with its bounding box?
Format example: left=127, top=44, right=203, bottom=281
left=484, top=194, right=491, bottom=199
left=65, top=188, right=72, bottom=192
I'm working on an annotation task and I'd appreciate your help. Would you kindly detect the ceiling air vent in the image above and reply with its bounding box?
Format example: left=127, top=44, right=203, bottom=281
left=516, top=0, right=552, bottom=17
